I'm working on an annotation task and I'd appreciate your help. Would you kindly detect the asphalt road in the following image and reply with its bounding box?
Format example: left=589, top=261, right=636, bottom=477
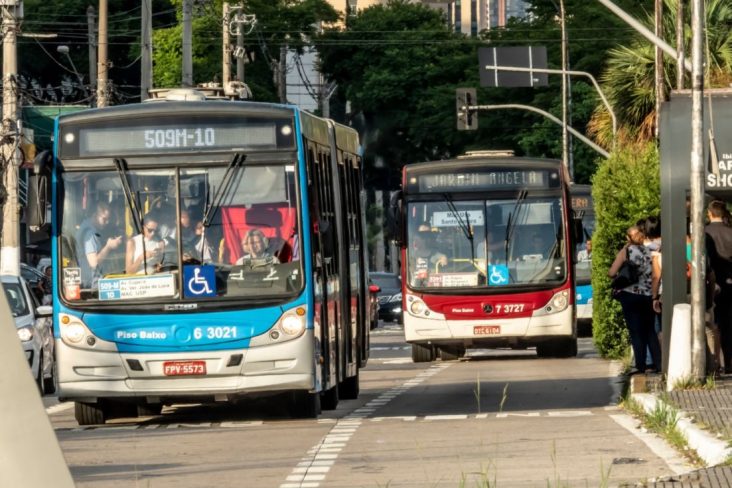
left=43, top=322, right=693, bottom=487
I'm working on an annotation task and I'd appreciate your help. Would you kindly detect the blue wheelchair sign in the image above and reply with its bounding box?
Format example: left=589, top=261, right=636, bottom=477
left=183, top=265, right=216, bottom=298
left=488, top=264, right=509, bottom=286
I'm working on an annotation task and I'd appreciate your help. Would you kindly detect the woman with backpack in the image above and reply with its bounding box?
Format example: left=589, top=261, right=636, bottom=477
left=609, top=225, right=662, bottom=374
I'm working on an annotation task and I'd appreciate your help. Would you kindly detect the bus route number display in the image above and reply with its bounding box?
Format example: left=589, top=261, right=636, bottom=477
left=144, top=128, right=216, bottom=149
left=416, top=170, right=552, bottom=192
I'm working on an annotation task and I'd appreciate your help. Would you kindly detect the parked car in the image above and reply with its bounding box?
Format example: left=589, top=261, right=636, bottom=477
left=21, top=262, right=51, bottom=304
left=2, top=275, right=55, bottom=395
left=370, top=271, right=403, bottom=323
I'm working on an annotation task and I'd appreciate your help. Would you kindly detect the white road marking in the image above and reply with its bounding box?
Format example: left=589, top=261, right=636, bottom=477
left=279, top=363, right=452, bottom=488
left=45, top=401, right=74, bottom=415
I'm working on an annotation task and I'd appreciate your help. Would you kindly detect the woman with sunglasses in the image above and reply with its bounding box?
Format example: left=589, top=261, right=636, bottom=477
left=125, top=212, right=166, bottom=275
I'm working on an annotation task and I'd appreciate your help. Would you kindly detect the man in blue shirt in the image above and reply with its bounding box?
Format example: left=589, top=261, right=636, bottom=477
left=76, top=201, right=123, bottom=288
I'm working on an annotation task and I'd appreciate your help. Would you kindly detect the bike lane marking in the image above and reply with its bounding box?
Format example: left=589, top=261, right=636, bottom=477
left=279, top=362, right=452, bottom=488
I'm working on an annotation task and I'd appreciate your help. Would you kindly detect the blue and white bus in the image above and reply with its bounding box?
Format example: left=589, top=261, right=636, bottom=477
left=570, top=184, right=594, bottom=328
left=30, top=89, right=369, bottom=424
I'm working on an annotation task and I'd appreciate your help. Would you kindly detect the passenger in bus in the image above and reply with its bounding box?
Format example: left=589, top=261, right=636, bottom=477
left=235, top=229, right=280, bottom=267
left=76, top=200, right=123, bottom=288
left=183, top=220, right=214, bottom=263
left=409, top=225, right=448, bottom=286
left=125, top=211, right=166, bottom=274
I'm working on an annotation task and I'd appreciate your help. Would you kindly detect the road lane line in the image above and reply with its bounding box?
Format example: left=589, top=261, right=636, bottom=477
left=45, top=401, right=74, bottom=415
left=279, top=362, right=452, bottom=488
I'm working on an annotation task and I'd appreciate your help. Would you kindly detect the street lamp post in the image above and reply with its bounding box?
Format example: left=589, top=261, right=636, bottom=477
left=57, top=45, right=89, bottom=99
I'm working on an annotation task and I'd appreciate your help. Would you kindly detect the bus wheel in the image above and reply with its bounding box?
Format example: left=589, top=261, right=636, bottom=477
left=290, top=391, right=321, bottom=418
left=411, top=343, right=434, bottom=363
left=75, top=401, right=107, bottom=425
left=321, top=385, right=339, bottom=410
left=339, top=372, right=359, bottom=400
left=439, top=346, right=465, bottom=361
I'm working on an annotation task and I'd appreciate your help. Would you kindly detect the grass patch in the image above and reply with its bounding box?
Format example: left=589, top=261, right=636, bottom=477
left=622, top=397, right=704, bottom=466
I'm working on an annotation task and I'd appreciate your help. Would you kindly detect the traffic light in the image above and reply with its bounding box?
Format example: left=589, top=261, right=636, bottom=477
left=456, top=88, right=477, bottom=131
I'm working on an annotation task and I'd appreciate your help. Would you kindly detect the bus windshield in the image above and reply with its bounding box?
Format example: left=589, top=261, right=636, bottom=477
left=59, top=162, right=303, bottom=303
left=406, top=196, right=567, bottom=289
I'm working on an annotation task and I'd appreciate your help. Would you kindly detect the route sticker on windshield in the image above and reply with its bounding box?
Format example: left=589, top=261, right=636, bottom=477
left=184, top=265, right=216, bottom=298
left=488, top=264, right=510, bottom=286
left=63, top=268, right=81, bottom=300
left=99, top=274, right=176, bottom=300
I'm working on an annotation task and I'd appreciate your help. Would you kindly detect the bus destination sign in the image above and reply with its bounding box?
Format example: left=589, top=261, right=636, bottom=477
left=414, top=169, right=557, bottom=193
left=60, top=115, right=296, bottom=158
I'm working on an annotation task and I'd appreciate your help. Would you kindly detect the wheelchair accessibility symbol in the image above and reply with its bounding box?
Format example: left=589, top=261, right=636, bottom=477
left=488, top=265, right=509, bottom=286
left=184, top=265, right=216, bottom=298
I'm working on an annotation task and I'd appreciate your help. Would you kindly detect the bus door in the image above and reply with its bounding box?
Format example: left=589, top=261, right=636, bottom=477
left=306, top=142, right=341, bottom=390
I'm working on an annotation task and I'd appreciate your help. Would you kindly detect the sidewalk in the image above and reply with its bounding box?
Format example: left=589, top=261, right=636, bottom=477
left=628, top=373, right=732, bottom=487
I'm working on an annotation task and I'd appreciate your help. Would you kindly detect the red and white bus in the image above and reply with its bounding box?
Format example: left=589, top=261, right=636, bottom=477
left=393, top=152, right=579, bottom=362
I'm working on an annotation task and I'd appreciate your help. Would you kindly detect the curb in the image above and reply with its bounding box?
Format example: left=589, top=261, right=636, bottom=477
left=630, top=392, right=732, bottom=467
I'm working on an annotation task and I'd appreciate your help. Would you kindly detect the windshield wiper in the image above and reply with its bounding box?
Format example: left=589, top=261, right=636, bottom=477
left=113, top=158, right=143, bottom=233
left=114, top=158, right=154, bottom=272
left=504, top=189, right=528, bottom=261
left=202, top=153, right=246, bottom=228
left=442, top=193, right=475, bottom=264
left=198, top=153, right=246, bottom=266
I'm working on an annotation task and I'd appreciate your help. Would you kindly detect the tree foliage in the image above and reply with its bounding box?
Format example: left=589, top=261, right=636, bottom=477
left=591, top=143, right=660, bottom=358
left=315, top=0, right=481, bottom=188
left=589, top=0, right=732, bottom=145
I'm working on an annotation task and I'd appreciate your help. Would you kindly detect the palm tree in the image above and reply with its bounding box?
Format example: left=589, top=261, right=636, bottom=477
left=588, top=0, right=732, bottom=147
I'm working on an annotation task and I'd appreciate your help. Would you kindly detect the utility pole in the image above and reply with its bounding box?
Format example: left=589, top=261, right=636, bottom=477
left=96, top=0, right=109, bottom=107
left=87, top=6, right=97, bottom=103
left=182, top=0, right=193, bottom=87
left=689, top=0, right=705, bottom=380
left=141, top=0, right=152, bottom=99
left=236, top=14, right=244, bottom=82
left=222, top=2, right=231, bottom=90
left=654, top=0, right=664, bottom=138
left=559, top=0, right=570, bottom=175
left=278, top=43, right=287, bottom=103
left=1, top=2, right=21, bottom=276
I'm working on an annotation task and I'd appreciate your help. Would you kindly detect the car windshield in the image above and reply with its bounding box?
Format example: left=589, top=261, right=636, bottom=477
left=3, top=283, right=29, bottom=317
left=405, top=196, right=567, bottom=289
left=59, top=163, right=303, bottom=304
left=371, top=274, right=401, bottom=289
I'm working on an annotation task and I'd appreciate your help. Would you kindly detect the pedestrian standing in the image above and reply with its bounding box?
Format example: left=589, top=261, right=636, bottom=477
left=705, top=200, right=732, bottom=373
left=609, top=225, right=662, bottom=373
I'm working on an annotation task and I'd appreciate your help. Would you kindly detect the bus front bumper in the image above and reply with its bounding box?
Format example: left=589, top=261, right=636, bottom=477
left=404, top=307, right=574, bottom=346
left=56, top=331, right=316, bottom=403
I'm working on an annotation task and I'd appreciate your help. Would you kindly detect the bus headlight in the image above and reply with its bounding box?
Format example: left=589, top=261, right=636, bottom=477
left=61, top=322, right=86, bottom=344
left=281, top=314, right=305, bottom=336
left=534, top=290, right=570, bottom=316
left=410, top=300, right=425, bottom=315
left=17, top=326, right=33, bottom=342
left=250, top=305, right=309, bottom=347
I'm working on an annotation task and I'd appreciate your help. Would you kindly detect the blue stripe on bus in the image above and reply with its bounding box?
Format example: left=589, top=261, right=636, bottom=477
left=575, top=284, right=593, bottom=305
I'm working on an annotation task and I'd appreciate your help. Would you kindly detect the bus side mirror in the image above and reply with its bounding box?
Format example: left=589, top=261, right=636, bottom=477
left=27, top=150, right=52, bottom=237
left=388, top=190, right=404, bottom=246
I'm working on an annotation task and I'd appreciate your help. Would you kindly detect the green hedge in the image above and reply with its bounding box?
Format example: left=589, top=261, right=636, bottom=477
left=591, top=143, right=660, bottom=358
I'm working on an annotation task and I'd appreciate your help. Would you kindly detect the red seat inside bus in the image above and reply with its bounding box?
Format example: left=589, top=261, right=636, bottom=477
left=220, top=204, right=297, bottom=264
